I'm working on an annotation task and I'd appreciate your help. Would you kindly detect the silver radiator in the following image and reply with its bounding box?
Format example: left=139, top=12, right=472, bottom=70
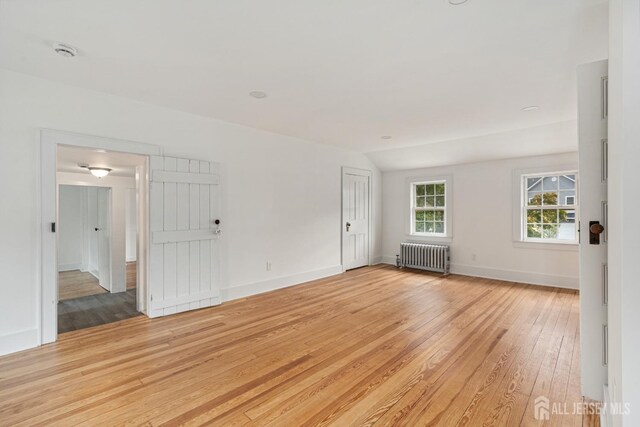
left=397, top=242, right=450, bottom=275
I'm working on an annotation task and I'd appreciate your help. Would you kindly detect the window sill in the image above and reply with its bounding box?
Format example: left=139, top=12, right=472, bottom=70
left=407, top=234, right=453, bottom=244
left=513, top=240, right=578, bottom=251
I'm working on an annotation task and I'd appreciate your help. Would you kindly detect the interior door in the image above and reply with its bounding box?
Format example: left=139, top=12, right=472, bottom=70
left=97, top=187, right=111, bottom=291
left=148, top=156, right=222, bottom=317
left=577, top=59, right=608, bottom=400
left=342, top=168, right=370, bottom=271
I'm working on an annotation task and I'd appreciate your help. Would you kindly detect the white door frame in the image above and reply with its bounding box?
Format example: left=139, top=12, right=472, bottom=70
left=38, top=129, right=161, bottom=345
left=341, top=167, right=373, bottom=271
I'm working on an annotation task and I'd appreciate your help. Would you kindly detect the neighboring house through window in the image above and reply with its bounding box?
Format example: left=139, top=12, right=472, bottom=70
left=522, top=172, right=578, bottom=243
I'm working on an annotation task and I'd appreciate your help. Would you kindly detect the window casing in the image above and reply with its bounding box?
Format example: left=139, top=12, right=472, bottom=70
left=522, top=171, right=579, bottom=243
left=411, top=180, right=447, bottom=236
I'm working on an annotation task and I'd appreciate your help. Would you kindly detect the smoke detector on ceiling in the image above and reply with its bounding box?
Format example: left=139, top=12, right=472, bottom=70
left=53, top=43, right=78, bottom=58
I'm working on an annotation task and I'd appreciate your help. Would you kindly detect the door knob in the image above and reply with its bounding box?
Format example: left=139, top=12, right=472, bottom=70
left=590, top=223, right=605, bottom=235
left=346, top=222, right=351, bottom=232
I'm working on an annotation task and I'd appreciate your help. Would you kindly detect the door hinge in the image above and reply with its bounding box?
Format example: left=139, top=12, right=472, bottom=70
left=51, top=222, right=56, bottom=233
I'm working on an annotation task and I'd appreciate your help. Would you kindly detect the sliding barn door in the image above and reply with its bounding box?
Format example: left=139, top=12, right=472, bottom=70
left=148, top=156, right=221, bottom=317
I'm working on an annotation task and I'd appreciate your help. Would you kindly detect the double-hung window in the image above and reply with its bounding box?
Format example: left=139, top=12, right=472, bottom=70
left=522, top=172, right=578, bottom=243
left=411, top=181, right=447, bottom=236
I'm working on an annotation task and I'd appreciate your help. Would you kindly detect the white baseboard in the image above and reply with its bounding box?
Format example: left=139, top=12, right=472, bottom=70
left=601, top=385, right=612, bottom=427
left=371, top=256, right=383, bottom=265
left=380, top=256, right=578, bottom=289
left=382, top=256, right=397, bottom=265
left=451, top=264, right=578, bottom=289
left=126, top=257, right=137, bottom=263
left=58, top=263, right=82, bottom=272
left=221, top=265, right=343, bottom=302
left=0, top=328, right=39, bottom=356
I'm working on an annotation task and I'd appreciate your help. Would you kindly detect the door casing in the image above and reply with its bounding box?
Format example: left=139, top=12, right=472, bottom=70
left=341, top=167, right=373, bottom=271
left=39, top=129, right=159, bottom=345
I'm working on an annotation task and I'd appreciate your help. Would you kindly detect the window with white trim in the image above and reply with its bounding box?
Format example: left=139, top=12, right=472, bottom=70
left=522, top=172, right=578, bottom=243
left=411, top=180, right=447, bottom=236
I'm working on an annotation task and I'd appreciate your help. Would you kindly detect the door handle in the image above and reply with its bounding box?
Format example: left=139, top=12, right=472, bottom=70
left=589, top=221, right=604, bottom=244
left=95, top=227, right=101, bottom=231
left=346, top=222, right=351, bottom=232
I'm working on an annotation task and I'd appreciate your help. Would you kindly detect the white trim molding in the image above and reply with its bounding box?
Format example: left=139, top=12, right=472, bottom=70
left=0, top=328, right=39, bottom=356
left=379, top=257, right=578, bottom=289
left=221, top=265, right=342, bottom=302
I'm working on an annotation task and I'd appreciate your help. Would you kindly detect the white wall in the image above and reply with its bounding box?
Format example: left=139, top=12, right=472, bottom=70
left=57, top=185, right=86, bottom=271
left=125, top=188, right=137, bottom=262
left=0, top=69, right=382, bottom=355
left=607, top=0, right=640, bottom=425
left=382, top=152, right=579, bottom=288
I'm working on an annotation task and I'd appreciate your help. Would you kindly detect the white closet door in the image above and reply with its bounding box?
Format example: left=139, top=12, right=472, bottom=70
left=148, top=156, right=221, bottom=317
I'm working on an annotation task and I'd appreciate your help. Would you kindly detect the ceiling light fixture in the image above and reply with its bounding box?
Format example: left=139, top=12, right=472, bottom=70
left=448, top=0, right=469, bottom=5
left=88, top=167, right=111, bottom=178
left=381, top=135, right=392, bottom=140
left=521, top=105, right=540, bottom=112
left=249, top=91, right=267, bottom=99
left=53, top=43, right=78, bottom=58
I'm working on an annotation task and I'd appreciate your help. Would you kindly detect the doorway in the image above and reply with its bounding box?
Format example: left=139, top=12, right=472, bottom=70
left=341, top=167, right=372, bottom=271
left=55, top=146, right=146, bottom=333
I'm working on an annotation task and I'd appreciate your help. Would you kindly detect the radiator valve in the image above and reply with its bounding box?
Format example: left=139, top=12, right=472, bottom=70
left=396, top=254, right=401, bottom=268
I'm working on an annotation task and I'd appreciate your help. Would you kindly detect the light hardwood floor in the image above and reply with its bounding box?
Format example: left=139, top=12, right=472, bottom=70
left=0, top=266, right=594, bottom=426
left=58, top=269, right=107, bottom=300
left=58, top=262, right=137, bottom=301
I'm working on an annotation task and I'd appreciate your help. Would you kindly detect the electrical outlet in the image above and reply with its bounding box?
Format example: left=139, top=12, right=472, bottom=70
left=266, top=262, right=272, bottom=271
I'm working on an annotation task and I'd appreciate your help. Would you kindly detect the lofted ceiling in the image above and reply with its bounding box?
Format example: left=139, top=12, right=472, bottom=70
left=0, top=0, right=608, bottom=156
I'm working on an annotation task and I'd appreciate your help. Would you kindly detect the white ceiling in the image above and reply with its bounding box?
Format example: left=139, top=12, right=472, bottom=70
left=57, top=145, right=145, bottom=177
left=0, top=0, right=608, bottom=155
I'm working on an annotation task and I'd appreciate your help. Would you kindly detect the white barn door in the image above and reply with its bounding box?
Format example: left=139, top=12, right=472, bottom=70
left=148, top=156, right=221, bottom=317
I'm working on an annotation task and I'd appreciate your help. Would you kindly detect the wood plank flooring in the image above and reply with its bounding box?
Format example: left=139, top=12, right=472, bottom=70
left=58, top=270, right=107, bottom=300
left=0, top=266, right=592, bottom=426
left=57, top=262, right=140, bottom=333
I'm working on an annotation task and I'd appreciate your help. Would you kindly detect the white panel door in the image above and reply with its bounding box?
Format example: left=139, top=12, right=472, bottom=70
left=148, top=156, right=221, bottom=317
left=578, top=59, right=608, bottom=400
left=342, top=169, right=370, bottom=270
left=97, top=187, right=111, bottom=291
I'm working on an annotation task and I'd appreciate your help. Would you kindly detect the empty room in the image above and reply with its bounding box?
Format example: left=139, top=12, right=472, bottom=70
left=0, top=1, right=639, bottom=426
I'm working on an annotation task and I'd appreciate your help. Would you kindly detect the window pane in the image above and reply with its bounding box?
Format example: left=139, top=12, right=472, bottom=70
left=559, top=175, right=576, bottom=190
left=426, top=185, right=435, bottom=196
left=425, top=222, right=435, bottom=233
left=559, top=209, right=575, bottom=223
left=425, top=210, right=435, bottom=221
left=425, top=196, right=435, bottom=207
left=434, top=222, right=444, bottom=233
left=434, top=210, right=444, bottom=221
left=542, top=209, right=558, bottom=224
left=543, top=224, right=559, bottom=239
left=416, top=196, right=426, bottom=208
left=416, top=222, right=425, bottom=232
left=527, top=209, right=541, bottom=224
left=542, top=192, right=558, bottom=206
left=416, top=185, right=426, bottom=196
left=527, top=224, right=542, bottom=238
left=559, top=190, right=576, bottom=205
left=528, top=191, right=542, bottom=206
left=435, top=183, right=445, bottom=195
left=527, top=177, right=542, bottom=190
left=415, top=211, right=425, bottom=221
left=543, top=176, right=559, bottom=191
left=435, top=196, right=445, bottom=207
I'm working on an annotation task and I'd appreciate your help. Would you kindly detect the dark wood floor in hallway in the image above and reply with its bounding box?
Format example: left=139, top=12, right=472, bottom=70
left=0, top=266, right=588, bottom=426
